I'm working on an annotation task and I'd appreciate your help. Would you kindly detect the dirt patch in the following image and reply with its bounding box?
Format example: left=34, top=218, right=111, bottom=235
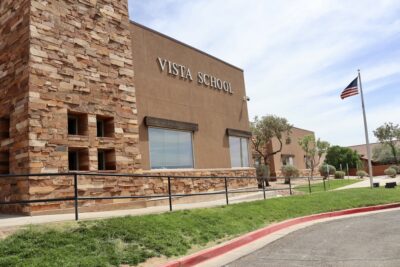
left=0, top=226, right=22, bottom=239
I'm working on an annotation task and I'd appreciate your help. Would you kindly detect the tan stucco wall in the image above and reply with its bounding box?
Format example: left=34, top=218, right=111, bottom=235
left=270, top=127, right=315, bottom=175
left=131, top=22, right=251, bottom=170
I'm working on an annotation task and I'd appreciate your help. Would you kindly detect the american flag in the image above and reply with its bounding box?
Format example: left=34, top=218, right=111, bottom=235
left=340, top=77, right=359, bottom=99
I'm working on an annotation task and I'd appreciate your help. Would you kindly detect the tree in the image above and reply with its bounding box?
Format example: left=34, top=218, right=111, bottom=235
left=298, top=135, right=330, bottom=179
left=250, top=115, right=292, bottom=186
left=373, top=122, right=400, bottom=164
left=372, top=144, right=400, bottom=164
left=325, top=145, right=361, bottom=170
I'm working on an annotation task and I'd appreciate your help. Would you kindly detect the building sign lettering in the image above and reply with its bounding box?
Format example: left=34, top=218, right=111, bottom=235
left=157, top=57, right=233, bottom=94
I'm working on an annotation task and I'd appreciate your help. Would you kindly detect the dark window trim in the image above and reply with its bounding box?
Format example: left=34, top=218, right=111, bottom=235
left=226, top=128, right=252, bottom=138
left=145, top=116, right=198, bottom=132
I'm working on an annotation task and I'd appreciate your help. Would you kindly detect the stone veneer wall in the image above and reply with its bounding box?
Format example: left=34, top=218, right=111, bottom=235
left=1, top=0, right=141, bottom=214
left=0, top=0, right=31, bottom=213
left=28, top=168, right=257, bottom=214
left=24, top=0, right=141, bottom=213
left=28, top=0, right=140, bottom=174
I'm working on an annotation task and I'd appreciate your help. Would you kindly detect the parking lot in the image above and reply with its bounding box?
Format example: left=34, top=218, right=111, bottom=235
left=227, top=209, right=400, bottom=267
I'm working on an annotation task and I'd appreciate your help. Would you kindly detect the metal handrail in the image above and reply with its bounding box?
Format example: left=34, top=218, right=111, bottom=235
left=0, top=172, right=329, bottom=220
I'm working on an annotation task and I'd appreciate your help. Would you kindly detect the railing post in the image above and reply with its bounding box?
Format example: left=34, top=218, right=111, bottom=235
left=328, top=176, right=331, bottom=190
left=224, top=177, right=229, bottom=205
left=289, top=177, right=292, bottom=195
left=73, top=173, right=79, bottom=221
left=262, top=177, right=266, bottom=200
left=168, top=176, right=172, bottom=211
left=308, top=176, right=312, bottom=194
left=323, top=178, right=326, bottom=191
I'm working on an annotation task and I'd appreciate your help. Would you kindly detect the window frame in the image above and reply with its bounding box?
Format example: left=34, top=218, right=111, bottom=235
left=97, top=149, right=116, bottom=171
left=97, top=119, right=105, bottom=138
left=68, top=150, right=79, bottom=171
left=229, top=135, right=250, bottom=168
left=148, top=127, right=195, bottom=170
left=0, top=151, right=10, bottom=174
left=67, top=111, right=88, bottom=136
left=68, top=115, right=79, bottom=135
left=281, top=154, right=295, bottom=166
left=96, top=115, right=114, bottom=138
left=0, top=118, right=10, bottom=140
left=98, top=150, right=106, bottom=170
left=68, top=148, right=89, bottom=171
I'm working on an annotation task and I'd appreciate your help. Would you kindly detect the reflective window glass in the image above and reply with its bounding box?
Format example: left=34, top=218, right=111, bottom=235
left=149, top=127, right=194, bottom=169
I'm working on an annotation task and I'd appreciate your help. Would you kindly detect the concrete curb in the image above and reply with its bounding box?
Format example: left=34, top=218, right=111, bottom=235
left=160, top=203, right=400, bottom=267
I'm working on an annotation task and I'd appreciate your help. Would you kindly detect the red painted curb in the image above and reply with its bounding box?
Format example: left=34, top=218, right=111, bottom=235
left=160, top=203, right=400, bottom=267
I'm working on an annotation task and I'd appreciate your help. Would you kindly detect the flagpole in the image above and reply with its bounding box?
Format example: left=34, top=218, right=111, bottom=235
left=358, top=69, right=373, bottom=188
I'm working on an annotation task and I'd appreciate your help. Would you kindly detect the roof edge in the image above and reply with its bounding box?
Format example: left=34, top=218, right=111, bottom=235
left=130, top=20, right=244, bottom=72
left=291, top=126, right=315, bottom=133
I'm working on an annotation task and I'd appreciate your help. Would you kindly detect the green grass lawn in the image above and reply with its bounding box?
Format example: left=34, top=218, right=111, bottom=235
left=295, top=178, right=361, bottom=193
left=1, top=187, right=400, bottom=267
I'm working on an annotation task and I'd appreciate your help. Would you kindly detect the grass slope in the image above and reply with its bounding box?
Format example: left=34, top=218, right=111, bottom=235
left=295, top=179, right=360, bottom=193
left=1, top=187, right=399, bottom=267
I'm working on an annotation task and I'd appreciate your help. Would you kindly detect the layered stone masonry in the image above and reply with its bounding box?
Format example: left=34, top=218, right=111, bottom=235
left=0, top=0, right=31, bottom=213
left=28, top=168, right=257, bottom=214
left=16, top=0, right=141, bottom=213
left=28, top=0, right=140, bottom=175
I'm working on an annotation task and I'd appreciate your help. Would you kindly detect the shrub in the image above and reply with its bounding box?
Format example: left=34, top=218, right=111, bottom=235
left=389, top=165, right=400, bottom=174
left=256, top=165, right=271, bottom=187
left=334, top=171, right=345, bottom=179
left=281, top=165, right=299, bottom=184
left=319, top=164, right=336, bottom=178
left=384, top=167, right=397, bottom=178
left=356, top=170, right=368, bottom=178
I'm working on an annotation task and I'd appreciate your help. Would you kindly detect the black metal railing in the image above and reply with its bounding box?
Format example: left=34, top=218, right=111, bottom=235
left=0, top=173, right=337, bottom=220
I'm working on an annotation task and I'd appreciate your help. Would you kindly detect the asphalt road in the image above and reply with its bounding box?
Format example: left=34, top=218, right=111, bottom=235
left=226, top=210, right=400, bottom=267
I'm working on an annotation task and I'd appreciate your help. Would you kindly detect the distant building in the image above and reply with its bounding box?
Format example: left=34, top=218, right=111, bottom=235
left=252, top=127, right=315, bottom=176
left=347, top=142, right=400, bottom=176
left=347, top=143, right=381, bottom=161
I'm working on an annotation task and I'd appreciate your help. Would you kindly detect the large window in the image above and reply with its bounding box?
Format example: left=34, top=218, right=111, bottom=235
left=149, top=127, right=194, bottom=169
left=229, top=136, right=249, bottom=168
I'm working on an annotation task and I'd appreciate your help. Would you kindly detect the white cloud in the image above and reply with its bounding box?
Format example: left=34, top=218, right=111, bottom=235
left=129, top=0, right=400, bottom=146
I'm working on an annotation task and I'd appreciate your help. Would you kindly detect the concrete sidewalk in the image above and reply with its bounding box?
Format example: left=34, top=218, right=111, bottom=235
left=337, top=175, right=399, bottom=190
left=0, top=190, right=277, bottom=229
left=1, top=176, right=393, bottom=229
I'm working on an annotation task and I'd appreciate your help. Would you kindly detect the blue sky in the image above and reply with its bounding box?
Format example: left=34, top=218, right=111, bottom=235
left=128, top=0, right=400, bottom=146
